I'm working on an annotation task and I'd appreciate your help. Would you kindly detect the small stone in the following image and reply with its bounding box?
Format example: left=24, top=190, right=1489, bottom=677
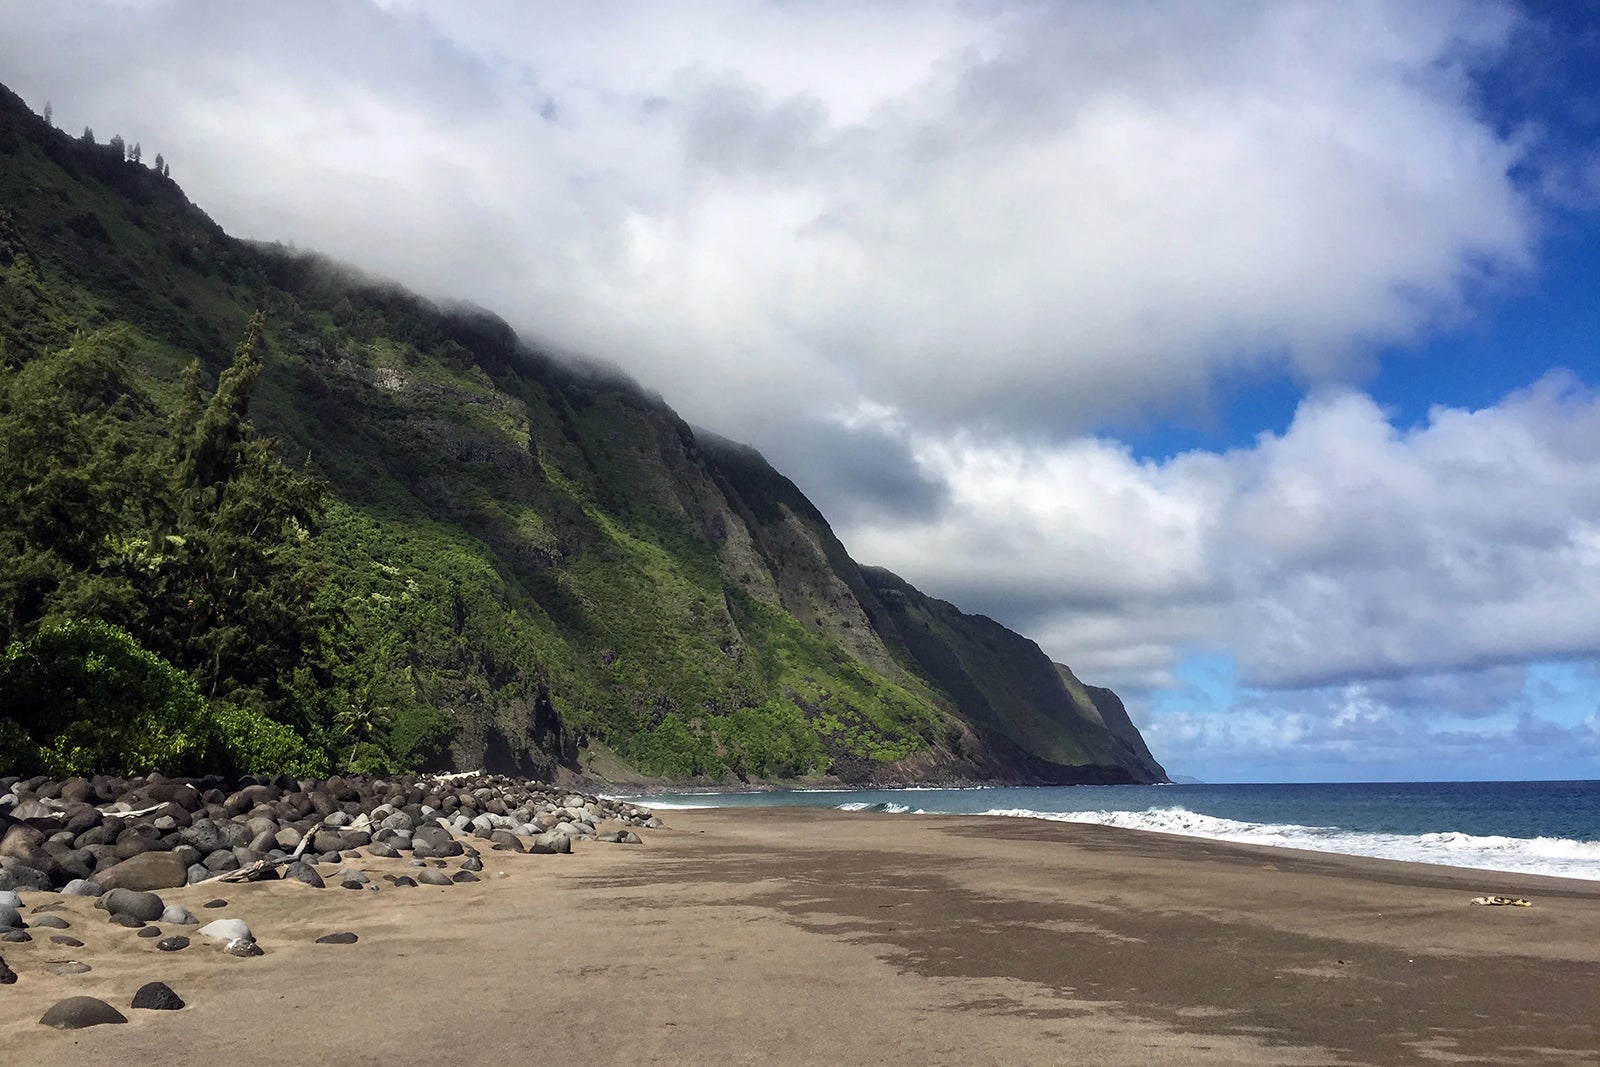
left=488, top=830, right=525, bottom=853
left=39, top=996, right=127, bottom=1029
left=137, top=926, right=163, bottom=939
left=0, top=956, right=14, bottom=983
left=50, top=935, right=85, bottom=947
left=48, top=961, right=92, bottom=974
left=31, top=915, right=70, bottom=929
left=221, top=937, right=263, bottom=958
left=336, top=868, right=370, bottom=885
left=315, top=931, right=359, bottom=944
left=160, top=904, right=198, bottom=925
left=199, top=917, right=252, bottom=941
left=392, top=876, right=417, bottom=888
left=131, top=981, right=185, bottom=1010
left=2, top=930, right=31, bottom=943
left=284, top=861, right=325, bottom=888
left=620, top=831, right=642, bottom=844
left=157, top=935, right=189, bottom=952
left=366, top=841, right=399, bottom=859
left=0, top=890, right=21, bottom=908
left=59, top=879, right=103, bottom=898
left=452, top=870, right=479, bottom=883
left=0, top=903, right=22, bottom=928
left=416, top=868, right=453, bottom=886
left=460, top=856, right=483, bottom=872
left=202, top=898, right=227, bottom=909
left=109, top=913, right=145, bottom=928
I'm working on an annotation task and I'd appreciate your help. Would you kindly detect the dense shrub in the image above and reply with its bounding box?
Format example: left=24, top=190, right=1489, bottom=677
left=207, top=702, right=329, bottom=779
left=0, top=618, right=210, bottom=775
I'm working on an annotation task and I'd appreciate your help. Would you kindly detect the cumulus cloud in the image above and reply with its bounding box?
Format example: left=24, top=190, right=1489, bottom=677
left=844, top=372, right=1600, bottom=699
left=0, top=0, right=1538, bottom=446
left=1141, top=662, right=1600, bottom=781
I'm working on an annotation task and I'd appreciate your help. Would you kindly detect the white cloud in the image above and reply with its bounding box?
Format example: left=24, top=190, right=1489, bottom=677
left=0, top=0, right=1537, bottom=443
left=844, top=372, right=1600, bottom=697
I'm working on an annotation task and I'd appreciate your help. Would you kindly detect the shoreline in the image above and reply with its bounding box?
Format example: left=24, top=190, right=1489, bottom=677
left=4, top=805, right=1598, bottom=1064
left=604, top=782, right=1600, bottom=885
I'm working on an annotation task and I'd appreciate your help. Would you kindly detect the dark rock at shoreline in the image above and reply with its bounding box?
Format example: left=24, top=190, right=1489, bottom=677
left=489, top=830, right=524, bottom=852
left=203, top=849, right=241, bottom=874
left=284, top=861, right=325, bottom=888
left=0, top=862, right=52, bottom=892
left=39, top=995, right=126, bottom=1028
left=137, top=926, right=162, bottom=938
left=96, top=851, right=187, bottom=891
left=316, top=931, right=358, bottom=944
left=157, top=935, right=189, bottom=951
left=416, top=868, right=452, bottom=886
left=98, top=887, right=165, bottom=922
left=131, top=981, right=184, bottom=1010
left=51, top=935, right=84, bottom=947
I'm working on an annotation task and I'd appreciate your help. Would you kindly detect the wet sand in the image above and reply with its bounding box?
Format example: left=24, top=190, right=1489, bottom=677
left=3, top=806, right=1598, bottom=1065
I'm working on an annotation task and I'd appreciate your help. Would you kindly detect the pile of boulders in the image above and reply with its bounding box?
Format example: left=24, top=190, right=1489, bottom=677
left=0, top=771, right=661, bottom=893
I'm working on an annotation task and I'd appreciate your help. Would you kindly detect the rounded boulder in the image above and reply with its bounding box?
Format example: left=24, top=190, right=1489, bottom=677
left=39, top=996, right=127, bottom=1029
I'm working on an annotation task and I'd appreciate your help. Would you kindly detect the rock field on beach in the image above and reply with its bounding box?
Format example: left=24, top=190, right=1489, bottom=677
left=0, top=771, right=660, bottom=1027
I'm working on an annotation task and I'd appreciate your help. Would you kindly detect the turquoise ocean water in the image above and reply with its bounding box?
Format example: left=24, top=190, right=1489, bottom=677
left=611, top=780, right=1600, bottom=881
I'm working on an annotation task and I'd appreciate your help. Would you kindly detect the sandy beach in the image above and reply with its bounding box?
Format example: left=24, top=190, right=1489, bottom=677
left=4, top=806, right=1599, bottom=1065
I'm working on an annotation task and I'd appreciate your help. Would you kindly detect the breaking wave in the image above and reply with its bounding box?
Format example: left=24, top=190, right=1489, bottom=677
left=982, top=805, right=1600, bottom=881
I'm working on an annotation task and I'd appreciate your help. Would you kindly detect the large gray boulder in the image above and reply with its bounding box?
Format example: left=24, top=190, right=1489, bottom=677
left=39, top=996, right=128, bottom=1029
left=96, top=851, right=188, bottom=891
left=97, top=887, right=166, bottom=922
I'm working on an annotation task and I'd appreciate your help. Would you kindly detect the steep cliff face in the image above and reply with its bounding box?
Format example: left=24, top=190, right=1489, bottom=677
left=0, top=84, right=1165, bottom=784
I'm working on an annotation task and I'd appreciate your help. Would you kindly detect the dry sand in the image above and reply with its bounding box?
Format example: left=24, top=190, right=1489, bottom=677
left=3, top=806, right=1599, bottom=1065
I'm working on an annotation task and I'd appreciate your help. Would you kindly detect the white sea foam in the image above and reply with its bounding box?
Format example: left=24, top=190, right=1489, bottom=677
left=982, top=806, right=1600, bottom=881
left=835, top=801, right=922, bottom=813
left=625, top=799, right=717, bottom=810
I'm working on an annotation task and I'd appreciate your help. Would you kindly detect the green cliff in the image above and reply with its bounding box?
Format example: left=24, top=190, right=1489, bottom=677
left=0, top=85, right=1165, bottom=785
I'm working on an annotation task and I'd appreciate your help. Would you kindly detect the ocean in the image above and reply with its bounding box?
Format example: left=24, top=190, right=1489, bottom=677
left=610, top=780, right=1600, bottom=881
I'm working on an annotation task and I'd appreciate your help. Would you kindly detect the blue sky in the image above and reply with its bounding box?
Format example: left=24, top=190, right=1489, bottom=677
left=2, top=0, right=1597, bottom=782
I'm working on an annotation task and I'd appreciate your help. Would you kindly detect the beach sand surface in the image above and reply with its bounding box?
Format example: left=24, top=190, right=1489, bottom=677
left=3, top=807, right=1598, bottom=1065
